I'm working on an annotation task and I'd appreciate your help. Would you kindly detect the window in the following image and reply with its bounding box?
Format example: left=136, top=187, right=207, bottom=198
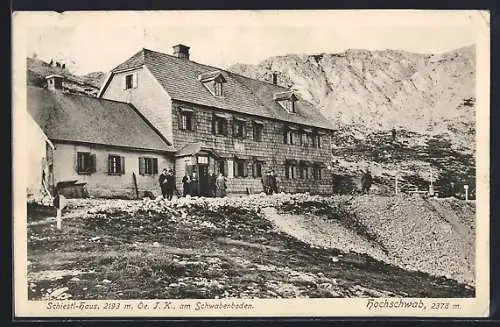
left=315, top=134, right=322, bottom=148
left=278, top=99, right=295, bottom=113
left=285, top=161, right=296, bottom=179
left=77, top=152, right=96, bottom=174
left=307, top=133, right=314, bottom=147
left=313, top=165, right=322, bottom=180
left=214, top=81, right=223, bottom=96
left=125, top=74, right=134, bottom=89
left=234, top=159, right=247, bottom=178
left=213, top=115, right=229, bottom=136
left=298, top=165, right=305, bottom=179
left=253, top=122, right=263, bottom=142
left=139, top=157, right=158, bottom=175
left=253, top=161, right=263, bottom=178
left=286, top=130, right=296, bottom=145
left=180, top=111, right=194, bottom=131
left=108, top=155, right=125, bottom=175
left=233, top=119, right=245, bottom=138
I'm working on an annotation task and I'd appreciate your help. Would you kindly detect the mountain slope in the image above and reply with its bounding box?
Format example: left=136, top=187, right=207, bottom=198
left=229, top=46, right=475, bottom=146
left=27, top=57, right=106, bottom=95
left=229, top=46, right=476, bottom=194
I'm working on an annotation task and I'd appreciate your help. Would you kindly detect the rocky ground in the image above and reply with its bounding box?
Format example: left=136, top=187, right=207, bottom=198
left=26, top=193, right=475, bottom=301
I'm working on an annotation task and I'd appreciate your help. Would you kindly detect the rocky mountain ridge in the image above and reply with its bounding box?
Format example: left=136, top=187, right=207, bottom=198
left=229, top=45, right=475, bottom=152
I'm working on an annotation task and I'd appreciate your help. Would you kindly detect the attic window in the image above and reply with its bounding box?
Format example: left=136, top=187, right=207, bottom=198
left=279, top=100, right=295, bottom=113
left=214, top=81, right=223, bottom=96
left=199, top=71, right=226, bottom=97
left=274, top=91, right=297, bottom=114
left=124, top=72, right=138, bottom=90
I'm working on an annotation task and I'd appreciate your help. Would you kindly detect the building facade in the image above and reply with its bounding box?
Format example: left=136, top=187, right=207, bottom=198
left=27, top=81, right=174, bottom=199
left=99, top=45, right=335, bottom=195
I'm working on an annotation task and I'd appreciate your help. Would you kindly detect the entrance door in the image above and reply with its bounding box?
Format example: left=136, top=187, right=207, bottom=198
left=198, top=164, right=209, bottom=196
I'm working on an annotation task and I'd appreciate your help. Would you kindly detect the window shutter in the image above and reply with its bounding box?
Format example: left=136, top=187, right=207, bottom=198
left=107, top=155, right=112, bottom=175
left=283, top=126, right=288, bottom=144
left=224, top=160, right=229, bottom=177
left=232, top=119, right=237, bottom=137
left=76, top=152, right=82, bottom=173
left=211, top=114, right=216, bottom=134
left=120, top=156, right=125, bottom=175
left=178, top=110, right=183, bottom=130
left=191, top=112, right=197, bottom=131
left=153, top=158, right=158, bottom=174
left=233, top=161, right=238, bottom=177
left=122, top=75, right=126, bottom=90
left=90, top=154, right=97, bottom=173
left=138, top=157, right=145, bottom=175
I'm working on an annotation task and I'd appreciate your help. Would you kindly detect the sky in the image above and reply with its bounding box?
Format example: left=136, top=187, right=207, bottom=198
left=17, top=10, right=487, bottom=75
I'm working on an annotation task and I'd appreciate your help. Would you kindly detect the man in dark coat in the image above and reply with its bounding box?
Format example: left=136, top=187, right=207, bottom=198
left=158, top=168, right=168, bottom=198
left=261, top=171, right=270, bottom=195
left=361, top=169, right=373, bottom=194
left=209, top=171, right=217, bottom=197
left=182, top=174, right=191, bottom=197
left=165, top=169, right=176, bottom=200
left=269, top=170, right=278, bottom=194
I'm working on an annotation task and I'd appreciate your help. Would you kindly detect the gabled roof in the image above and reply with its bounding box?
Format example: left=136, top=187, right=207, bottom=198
left=104, top=48, right=334, bottom=130
left=27, top=86, right=174, bottom=152
left=198, top=70, right=226, bottom=83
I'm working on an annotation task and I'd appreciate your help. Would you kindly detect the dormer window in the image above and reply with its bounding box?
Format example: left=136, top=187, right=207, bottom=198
left=214, top=80, right=223, bottom=96
left=274, top=91, right=297, bottom=114
left=199, top=70, right=226, bottom=97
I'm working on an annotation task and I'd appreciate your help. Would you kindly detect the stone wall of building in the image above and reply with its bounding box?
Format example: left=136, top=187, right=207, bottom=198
left=171, top=100, right=333, bottom=195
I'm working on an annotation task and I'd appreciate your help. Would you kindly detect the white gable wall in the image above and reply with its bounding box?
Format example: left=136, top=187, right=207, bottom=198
left=27, top=113, right=51, bottom=198
left=100, top=67, right=174, bottom=145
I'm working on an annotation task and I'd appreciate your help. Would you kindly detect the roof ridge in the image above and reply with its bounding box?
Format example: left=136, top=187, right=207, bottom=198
left=141, top=47, right=290, bottom=91
left=30, top=85, right=131, bottom=106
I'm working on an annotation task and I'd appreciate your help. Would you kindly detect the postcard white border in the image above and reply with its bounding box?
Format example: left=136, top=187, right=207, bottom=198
left=12, top=10, right=490, bottom=318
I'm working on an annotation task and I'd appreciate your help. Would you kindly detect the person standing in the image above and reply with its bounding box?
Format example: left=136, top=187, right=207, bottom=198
left=261, top=171, right=270, bottom=194
left=209, top=171, right=217, bottom=197
left=158, top=168, right=169, bottom=199
left=190, top=171, right=199, bottom=197
left=182, top=174, right=191, bottom=197
left=215, top=173, right=227, bottom=197
left=361, top=169, right=373, bottom=194
left=165, top=169, right=176, bottom=200
left=269, top=170, right=278, bottom=194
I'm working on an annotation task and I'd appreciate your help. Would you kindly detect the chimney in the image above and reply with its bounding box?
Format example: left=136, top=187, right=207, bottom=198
left=46, top=74, right=64, bottom=92
left=271, top=71, right=278, bottom=85
left=173, top=44, right=190, bottom=60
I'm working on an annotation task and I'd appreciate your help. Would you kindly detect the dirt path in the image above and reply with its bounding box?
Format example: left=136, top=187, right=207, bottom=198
left=260, top=207, right=389, bottom=262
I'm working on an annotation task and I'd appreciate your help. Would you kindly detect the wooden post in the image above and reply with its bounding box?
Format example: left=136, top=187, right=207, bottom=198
left=395, top=174, right=399, bottom=195
left=132, top=172, right=139, bottom=199
left=56, top=209, right=62, bottom=230
left=464, top=185, right=469, bottom=201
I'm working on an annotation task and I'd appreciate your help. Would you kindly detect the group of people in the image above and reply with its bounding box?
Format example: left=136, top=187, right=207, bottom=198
left=158, top=168, right=179, bottom=200
left=159, top=168, right=228, bottom=200
left=261, top=170, right=279, bottom=195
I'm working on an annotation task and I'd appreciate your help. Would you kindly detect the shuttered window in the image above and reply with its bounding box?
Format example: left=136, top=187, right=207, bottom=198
left=139, top=157, right=158, bottom=175
left=253, top=161, right=263, bottom=178
left=77, top=152, right=96, bottom=174
left=108, top=155, right=125, bottom=175
left=234, top=159, right=247, bottom=178
left=213, top=114, right=229, bottom=136
left=253, top=121, right=263, bottom=142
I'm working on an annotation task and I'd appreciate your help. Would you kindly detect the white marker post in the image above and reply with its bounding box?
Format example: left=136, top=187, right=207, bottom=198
left=464, top=185, right=469, bottom=201
left=395, top=174, right=399, bottom=195
left=54, top=193, right=67, bottom=230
